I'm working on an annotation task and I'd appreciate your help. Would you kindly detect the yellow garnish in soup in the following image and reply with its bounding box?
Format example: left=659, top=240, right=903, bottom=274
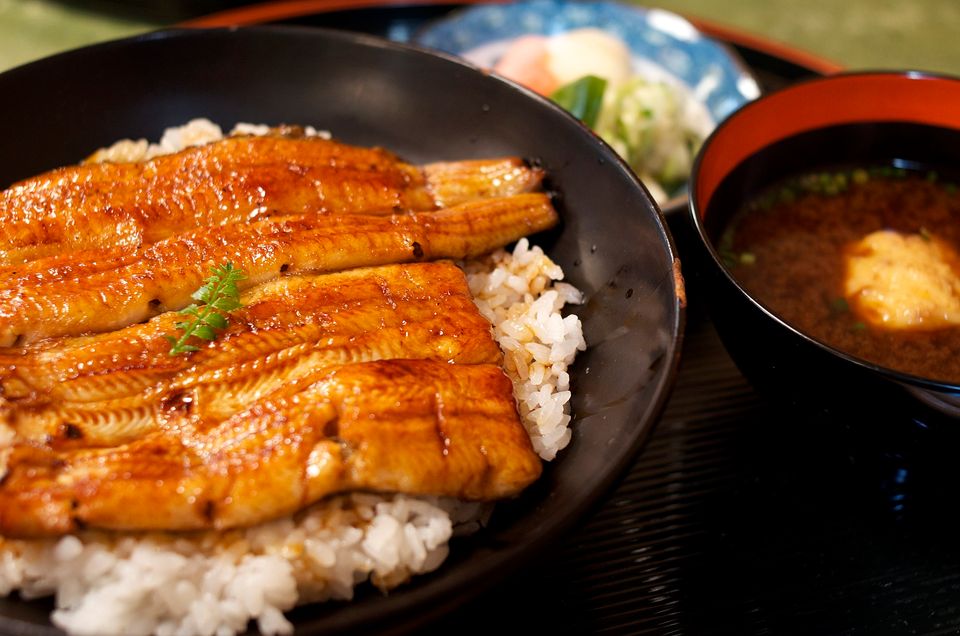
left=844, top=229, right=960, bottom=330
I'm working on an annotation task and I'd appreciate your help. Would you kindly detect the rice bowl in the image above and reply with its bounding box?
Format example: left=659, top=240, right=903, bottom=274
left=0, top=27, right=683, bottom=636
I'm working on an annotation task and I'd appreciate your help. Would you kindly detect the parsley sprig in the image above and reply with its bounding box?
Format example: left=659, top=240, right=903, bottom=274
left=165, top=263, right=245, bottom=356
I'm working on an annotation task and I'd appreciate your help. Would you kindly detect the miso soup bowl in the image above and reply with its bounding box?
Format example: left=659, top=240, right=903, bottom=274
left=685, top=71, right=960, bottom=426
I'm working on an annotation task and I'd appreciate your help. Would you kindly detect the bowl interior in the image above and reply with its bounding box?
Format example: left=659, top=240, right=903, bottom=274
left=690, top=72, right=960, bottom=392
left=0, top=26, right=683, bottom=634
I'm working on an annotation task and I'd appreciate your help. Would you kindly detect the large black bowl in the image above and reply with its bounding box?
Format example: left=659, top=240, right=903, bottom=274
left=686, top=71, right=960, bottom=427
left=0, top=27, right=683, bottom=634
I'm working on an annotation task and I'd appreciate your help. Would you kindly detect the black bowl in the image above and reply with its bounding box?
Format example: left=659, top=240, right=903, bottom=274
left=0, top=26, right=684, bottom=634
left=686, top=71, right=960, bottom=427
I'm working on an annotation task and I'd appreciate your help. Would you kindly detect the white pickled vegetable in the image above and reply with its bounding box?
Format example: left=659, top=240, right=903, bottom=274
left=596, top=77, right=712, bottom=200
left=545, top=28, right=632, bottom=87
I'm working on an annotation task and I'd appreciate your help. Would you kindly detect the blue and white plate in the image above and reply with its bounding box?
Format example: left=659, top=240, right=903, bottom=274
left=416, top=0, right=760, bottom=127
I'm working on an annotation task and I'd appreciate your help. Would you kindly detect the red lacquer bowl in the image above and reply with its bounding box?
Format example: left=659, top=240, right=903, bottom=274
left=686, top=72, right=960, bottom=425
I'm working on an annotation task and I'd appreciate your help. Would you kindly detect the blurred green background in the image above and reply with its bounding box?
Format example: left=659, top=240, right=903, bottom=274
left=1, top=0, right=959, bottom=73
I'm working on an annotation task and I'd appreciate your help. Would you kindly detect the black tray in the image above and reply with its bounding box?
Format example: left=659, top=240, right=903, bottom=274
left=181, top=6, right=960, bottom=634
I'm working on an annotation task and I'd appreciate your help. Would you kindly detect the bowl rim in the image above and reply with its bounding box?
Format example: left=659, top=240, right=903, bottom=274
left=688, top=69, right=960, bottom=393
left=0, top=24, right=688, bottom=634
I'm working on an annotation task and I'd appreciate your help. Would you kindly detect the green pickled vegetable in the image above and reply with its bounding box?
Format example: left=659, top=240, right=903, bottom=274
left=550, top=75, right=608, bottom=129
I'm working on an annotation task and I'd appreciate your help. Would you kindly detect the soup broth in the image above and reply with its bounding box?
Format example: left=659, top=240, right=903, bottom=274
left=723, top=166, right=960, bottom=383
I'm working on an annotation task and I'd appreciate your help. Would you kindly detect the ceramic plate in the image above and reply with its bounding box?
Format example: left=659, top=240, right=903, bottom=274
left=416, top=0, right=761, bottom=212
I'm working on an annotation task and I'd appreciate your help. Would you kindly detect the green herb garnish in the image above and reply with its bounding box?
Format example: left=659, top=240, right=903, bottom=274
left=718, top=247, right=739, bottom=268
left=550, top=75, right=608, bottom=129
left=777, top=187, right=796, bottom=204
left=165, top=263, right=245, bottom=356
left=829, top=297, right=850, bottom=314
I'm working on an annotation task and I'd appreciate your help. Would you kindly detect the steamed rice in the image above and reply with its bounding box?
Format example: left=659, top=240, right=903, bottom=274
left=0, top=119, right=586, bottom=636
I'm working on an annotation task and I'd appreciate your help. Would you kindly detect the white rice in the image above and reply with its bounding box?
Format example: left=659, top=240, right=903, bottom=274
left=464, top=239, right=586, bottom=460
left=84, top=119, right=331, bottom=164
left=0, top=120, right=586, bottom=635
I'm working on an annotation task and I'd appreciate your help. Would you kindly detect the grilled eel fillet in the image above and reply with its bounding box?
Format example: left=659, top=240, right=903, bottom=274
left=0, top=359, right=542, bottom=537
left=0, top=192, right=558, bottom=345
left=1, top=262, right=504, bottom=446
left=0, top=134, right=544, bottom=265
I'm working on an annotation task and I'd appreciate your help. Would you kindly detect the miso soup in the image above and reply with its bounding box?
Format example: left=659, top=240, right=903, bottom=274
left=722, top=166, right=960, bottom=383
